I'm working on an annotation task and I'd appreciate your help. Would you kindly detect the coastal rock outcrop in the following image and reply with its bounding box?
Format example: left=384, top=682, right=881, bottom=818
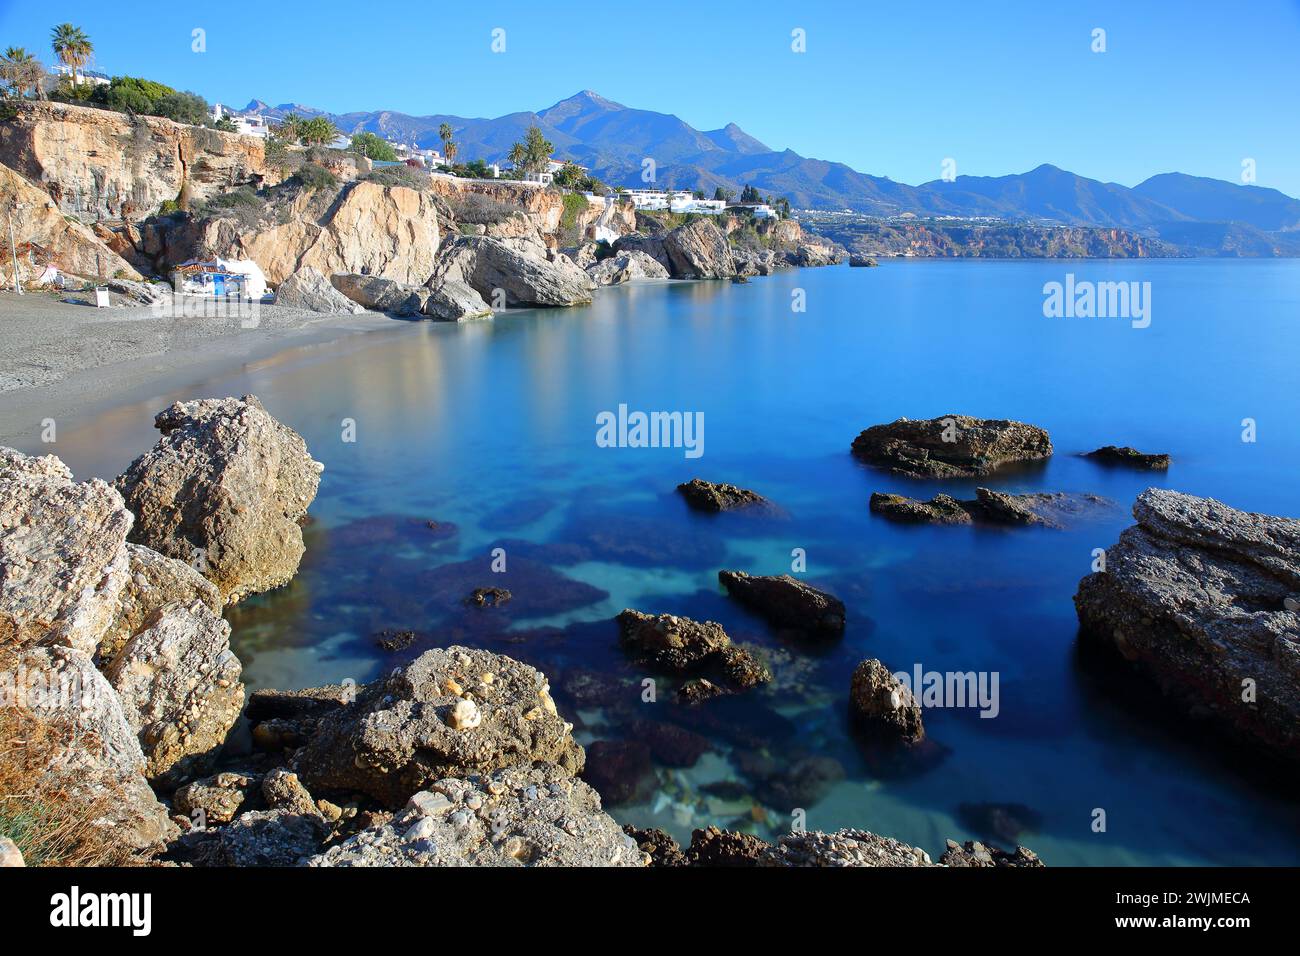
left=102, top=599, right=244, bottom=785
left=0, top=447, right=131, bottom=655
left=585, top=250, right=670, bottom=285
left=1084, top=445, right=1171, bottom=469
left=849, top=658, right=925, bottom=743
left=939, top=840, right=1045, bottom=868
left=289, top=646, right=584, bottom=807
left=431, top=235, right=595, bottom=307
left=869, top=488, right=1108, bottom=528
left=1074, top=489, right=1300, bottom=763
left=99, top=543, right=223, bottom=661
left=612, top=233, right=671, bottom=271
left=0, top=164, right=142, bottom=282
left=274, top=267, right=364, bottom=314
left=851, top=415, right=1054, bottom=479
left=0, top=100, right=267, bottom=220
left=677, top=478, right=774, bottom=514
left=717, top=570, right=846, bottom=637
left=661, top=220, right=736, bottom=279
left=309, top=766, right=642, bottom=867
left=115, top=395, right=323, bottom=604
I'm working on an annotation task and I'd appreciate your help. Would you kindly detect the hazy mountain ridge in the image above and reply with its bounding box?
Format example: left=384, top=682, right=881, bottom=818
left=232, top=91, right=1299, bottom=254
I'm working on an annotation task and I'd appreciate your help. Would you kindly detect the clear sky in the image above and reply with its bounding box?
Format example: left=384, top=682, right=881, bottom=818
left=3, top=0, right=1298, bottom=195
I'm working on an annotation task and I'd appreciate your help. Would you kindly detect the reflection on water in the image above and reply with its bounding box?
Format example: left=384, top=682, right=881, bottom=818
left=27, top=261, right=1300, bottom=865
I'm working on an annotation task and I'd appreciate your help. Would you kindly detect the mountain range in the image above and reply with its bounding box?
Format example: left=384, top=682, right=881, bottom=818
left=231, top=90, right=1300, bottom=254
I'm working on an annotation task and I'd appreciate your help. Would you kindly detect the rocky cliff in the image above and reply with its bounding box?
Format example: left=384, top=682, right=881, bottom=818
left=0, top=101, right=268, bottom=221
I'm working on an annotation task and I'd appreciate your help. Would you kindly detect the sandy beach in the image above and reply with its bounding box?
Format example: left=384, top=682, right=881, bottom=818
left=0, top=291, right=399, bottom=445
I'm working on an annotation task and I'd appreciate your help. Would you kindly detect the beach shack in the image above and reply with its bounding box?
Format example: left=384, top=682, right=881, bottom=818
left=174, top=258, right=269, bottom=300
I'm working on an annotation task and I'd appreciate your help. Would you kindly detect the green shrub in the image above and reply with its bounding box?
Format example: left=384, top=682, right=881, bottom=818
left=365, top=164, right=431, bottom=189
left=351, top=132, right=397, bottom=161
left=153, top=90, right=209, bottom=126
left=294, top=163, right=338, bottom=191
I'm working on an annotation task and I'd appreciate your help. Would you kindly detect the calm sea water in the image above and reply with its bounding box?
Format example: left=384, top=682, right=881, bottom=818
left=31, top=259, right=1300, bottom=865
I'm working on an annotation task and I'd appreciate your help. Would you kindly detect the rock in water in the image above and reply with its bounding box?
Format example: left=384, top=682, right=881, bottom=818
left=717, top=570, right=846, bottom=637
left=0, top=447, right=131, bottom=655
left=849, top=255, right=879, bottom=267
left=290, top=646, right=584, bottom=807
left=661, top=219, right=736, bottom=279
left=102, top=599, right=244, bottom=785
left=115, top=395, right=323, bottom=604
left=849, top=659, right=925, bottom=744
left=1084, top=445, right=1171, bottom=469
left=851, top=415, right=1053, bottom=479
left=616, top=609, right=771, bottom=691
left=431, top=236, right=594, bottom=307
left=869, top=488, right=1108, bottom=529
left=308, top=766, right=643, bottom=867
left=329, top=273, right=427, bottom=315
left=586, top=250, right=670, bottom=285
left=274, top=266, right=364, bottom=313
left=1074, top=488, right=1300, bottom=763
left=421, top=280, right=493, bottom=321
left=677, top=478, right=774, bottom=513
left=940, top=840, right=1044, bottom=868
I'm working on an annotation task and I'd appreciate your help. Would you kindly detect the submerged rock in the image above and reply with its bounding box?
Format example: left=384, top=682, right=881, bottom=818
left=274, top=266, right=364, bottom=313
left=1074, top=488, right=1300, bottom=763
left=717, top=571, right=846, bottom=637
left=851, top=415, right=1053, bottom=479
left=869, top=488, right=1108, bottom=529
left=616, top=609, right=771, bottom=692
left=309, top=766, right=642, bottom=867
left=849, top=658, right=925, bottom=744
left=677, top=478, right=774, bottom=514
left=582, top=740, right=656, bottom=806
left=957, top=801, right=1044, bottom=845
left=115, top=395, right=323, bottom=604
left=1084, top=445, right=1171, bottom=469
left=291, top=646, right=584, bottom=807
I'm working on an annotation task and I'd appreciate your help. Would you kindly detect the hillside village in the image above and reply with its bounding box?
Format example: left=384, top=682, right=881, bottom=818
left=0, top=25, right=842, bottom=314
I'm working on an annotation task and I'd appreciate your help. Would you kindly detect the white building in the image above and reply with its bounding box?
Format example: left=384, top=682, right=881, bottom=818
left=729, top=202, right=778, bottom=219
left=622, top=189, right=725, bottom=214
left=212, top=104, right=271, bottom=139
left=49, top=65, right=110, bottom=86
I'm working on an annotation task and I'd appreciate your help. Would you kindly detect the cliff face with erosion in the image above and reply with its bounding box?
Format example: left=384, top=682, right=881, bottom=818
left=0, top=100, right=267, bottom=221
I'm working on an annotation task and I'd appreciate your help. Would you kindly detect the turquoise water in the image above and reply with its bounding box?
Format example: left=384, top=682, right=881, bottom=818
left=35, top=259, right=1300, bottom=865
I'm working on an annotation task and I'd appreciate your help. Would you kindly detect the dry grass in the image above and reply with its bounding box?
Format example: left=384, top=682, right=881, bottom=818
left=0, top=648, right=149, bottom=867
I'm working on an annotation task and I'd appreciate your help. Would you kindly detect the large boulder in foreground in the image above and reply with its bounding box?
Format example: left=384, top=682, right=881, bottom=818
left=290, top=646, right=584, bottom=807
left=661, top=219, right=736, bottom=279
left=0, top=448, right=130, bottom=655
left=102, top=599, right=244, bottom=786
left=1074, top=489, right=1300, bottom=763
left=422, top=280, right=493, bottom=321
left=98, top=543, right=223, bottom=661
left=851, top=415, right=1053, bottom=479
left=115, top=395, right=323, bottom=604
left=309, top=766, right=643, bottom=867
left=274, top=266, right=364, bottom=314
left=717, top=571, right=846, bottom=637
left=432, top=236, right=594, bottom=307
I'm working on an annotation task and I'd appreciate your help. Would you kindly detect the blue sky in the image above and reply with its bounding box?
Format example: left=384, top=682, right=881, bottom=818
left=3, top=0, right=1298, bottom=195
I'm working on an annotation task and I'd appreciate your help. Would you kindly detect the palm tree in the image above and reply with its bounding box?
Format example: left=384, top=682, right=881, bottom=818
left=274, top=112, right=306, bottom=143
left=438, top=122, right=458, bottom=165
left=1, top=47, right=45, bottom=99
left=50, top=23, right=92, bottom=86
left=298, top=116, right=339, bottom=147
